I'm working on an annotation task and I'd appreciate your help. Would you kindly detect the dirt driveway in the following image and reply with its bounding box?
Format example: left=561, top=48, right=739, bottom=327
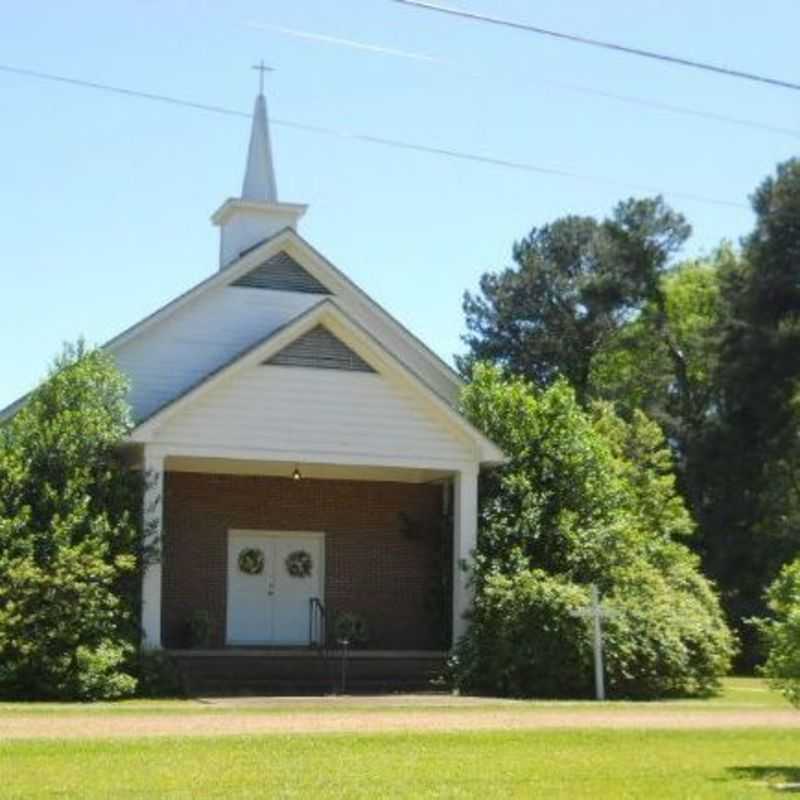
left=2, top=701, right=799, bottom=740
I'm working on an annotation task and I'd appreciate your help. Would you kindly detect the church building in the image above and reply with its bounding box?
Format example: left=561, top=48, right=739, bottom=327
left=12, top=83, right=506, bottom=690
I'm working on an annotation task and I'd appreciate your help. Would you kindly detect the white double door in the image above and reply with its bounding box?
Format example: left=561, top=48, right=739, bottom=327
left=226, top=530, right=324, bottom=646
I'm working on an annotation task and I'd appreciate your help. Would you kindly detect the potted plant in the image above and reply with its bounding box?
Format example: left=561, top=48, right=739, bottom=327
left=186, top=610, right=212, bottom=649
left=333, top=612, right=369, bottom=648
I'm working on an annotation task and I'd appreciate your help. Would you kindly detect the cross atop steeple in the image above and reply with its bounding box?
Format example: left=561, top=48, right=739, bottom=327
left=251, top=60, right=274, bottom=95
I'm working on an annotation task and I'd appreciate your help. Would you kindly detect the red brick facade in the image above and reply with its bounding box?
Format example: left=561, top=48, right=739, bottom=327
left=162, top=472, right=449, bottom=650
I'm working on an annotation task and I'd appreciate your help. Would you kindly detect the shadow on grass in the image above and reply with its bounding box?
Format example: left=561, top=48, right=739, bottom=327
left=728, top=767, right=800, bottom=792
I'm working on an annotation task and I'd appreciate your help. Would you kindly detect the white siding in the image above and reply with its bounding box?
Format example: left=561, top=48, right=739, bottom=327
left=111, top=234, right=464, bottom=425
left=152, top=364, right=474, bottom=465
left=114, top=286, right=320, bottom=421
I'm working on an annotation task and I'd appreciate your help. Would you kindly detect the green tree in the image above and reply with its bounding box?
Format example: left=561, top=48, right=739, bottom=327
left=590, top=249, right=736, bottom=526
left=590, top=250, right=729, bottom=436
left=0, top=343, right=142, bottom=699
left=753, top=557, right=800, bottom=706
left=459, top=197, right=690, bottom=401
left=452, top=364, right=734, bottom=698
left=459, top=162, right=800, bottom=671
left=700, top=160, right=800, bottom=664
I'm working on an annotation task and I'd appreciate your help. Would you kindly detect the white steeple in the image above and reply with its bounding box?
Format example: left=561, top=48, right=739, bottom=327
left=241, top=93, right=278, bottom=202
left=212, top=65, right=307, bottom=269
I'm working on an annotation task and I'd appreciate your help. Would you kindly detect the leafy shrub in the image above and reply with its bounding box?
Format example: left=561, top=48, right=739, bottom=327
left=753, top=558, right=800, bottom=706
left=137, top=651, right=184, bottom=698
left=451, top=571, right=592, bottom=697
left=0, top=343, right=142, bottom=700
left=451, top=365, right=734, bottom=698
left=603, top=559, right=734, bottom=698
left=453, top=562, right=733, bottom=699
left=72, top=642, right=138, bottom=700
left=0, top=549, right=137, bottom=700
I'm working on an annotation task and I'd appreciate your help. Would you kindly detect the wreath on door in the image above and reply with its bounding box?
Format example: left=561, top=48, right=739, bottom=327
left=285, top=549, right=313, bottom=578
left=238, top=547, right=265, bottom=575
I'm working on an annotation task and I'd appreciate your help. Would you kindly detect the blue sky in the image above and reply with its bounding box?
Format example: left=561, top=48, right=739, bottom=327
left=1, top=0, right=798, bottom=409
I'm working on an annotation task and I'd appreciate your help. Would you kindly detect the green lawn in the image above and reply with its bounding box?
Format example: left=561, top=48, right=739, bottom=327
left=2, top=729, right=799, bottom=798
left=665, top=676, right=792, bottom=709
left=0, top=677, right=791, bottom=715
left=1, top=678, right=796, bottom=798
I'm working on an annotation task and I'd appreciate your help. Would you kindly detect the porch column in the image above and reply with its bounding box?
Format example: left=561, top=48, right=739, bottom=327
left=452, top=464, right=478, bottom=645
left=141, top=447, right=165, bottom=649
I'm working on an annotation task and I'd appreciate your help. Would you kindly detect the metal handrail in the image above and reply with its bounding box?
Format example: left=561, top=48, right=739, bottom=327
left=308, top=597, right=326, bottom=650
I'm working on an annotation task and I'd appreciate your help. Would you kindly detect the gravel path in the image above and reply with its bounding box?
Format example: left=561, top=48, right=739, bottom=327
left=2, top=708, right=798, bottom=740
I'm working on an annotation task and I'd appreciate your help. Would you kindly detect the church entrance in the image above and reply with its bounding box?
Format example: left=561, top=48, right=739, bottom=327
left=226, top=530, right=324, bottom=646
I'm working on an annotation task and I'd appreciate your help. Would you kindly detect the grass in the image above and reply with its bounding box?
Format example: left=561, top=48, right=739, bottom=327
left=2, top=728, right=799, bottom=798
left=0, top=678, right=796, bottom=798
left=689, top=677, right=791, bottom=708
left=0, top=677, right=791, bottom=715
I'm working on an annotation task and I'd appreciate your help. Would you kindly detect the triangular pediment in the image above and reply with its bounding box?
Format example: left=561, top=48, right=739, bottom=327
left=264, top=324, right=375, bottom=373
left=128, top=298, right=505, bottom=464
left=230, top=250, right=332, bottom=295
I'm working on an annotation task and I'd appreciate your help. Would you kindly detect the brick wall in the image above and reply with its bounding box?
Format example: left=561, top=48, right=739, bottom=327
left=162, top=472, right=448, bottom=650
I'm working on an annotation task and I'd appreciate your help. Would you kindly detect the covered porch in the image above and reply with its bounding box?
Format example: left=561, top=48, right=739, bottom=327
left=140, top=447, right=479, bottom=658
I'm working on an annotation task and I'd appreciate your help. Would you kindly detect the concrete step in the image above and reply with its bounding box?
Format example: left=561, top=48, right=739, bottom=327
left=170, top=650, right=447, bottom=697
left=188, top=681, right=440, bottom=697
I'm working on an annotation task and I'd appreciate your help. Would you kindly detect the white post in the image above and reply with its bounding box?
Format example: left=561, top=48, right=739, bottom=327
left=141, top=447, right=165, bottom=649
left=590, top=585, right=605, bottom=702
left=452, top=465, right=478, bottom=645
left=571, top=584, right=616, bottom=701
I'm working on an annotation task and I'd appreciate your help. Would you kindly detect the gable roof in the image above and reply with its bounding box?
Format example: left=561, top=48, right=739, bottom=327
left=102, top=226, right=462, bottom=395
left=102, top=227, right=295, bottom=354
left=0, top=228, right=502, bottom=462
left=129, top=298, right=505, bottom=466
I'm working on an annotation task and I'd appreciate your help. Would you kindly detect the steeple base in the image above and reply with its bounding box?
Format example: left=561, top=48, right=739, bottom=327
left=212, top=199, right=307, bottom=268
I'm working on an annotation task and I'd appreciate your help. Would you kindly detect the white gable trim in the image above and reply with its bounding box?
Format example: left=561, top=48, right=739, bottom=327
left=129, top=300, right=505, bottom=465
left=102, top=227, right=462, bottom=396
left=2, top=227, right=467, bottom=423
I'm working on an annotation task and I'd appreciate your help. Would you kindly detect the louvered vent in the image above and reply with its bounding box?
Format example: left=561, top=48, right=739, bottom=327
left=265, top=326, right=375, bottom=372
left=231, top=251, right=332, bottom=294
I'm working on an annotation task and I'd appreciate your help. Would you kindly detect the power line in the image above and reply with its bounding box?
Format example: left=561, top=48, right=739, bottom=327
left=0, top=62, right=749, bottom=211
left=249, top=19, right=800, bottom=141
left=0, top=64, right=251, bottom=119
left=392, top=0, right=800, bottom=92
left=546, top=80, right=800, bottom=140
